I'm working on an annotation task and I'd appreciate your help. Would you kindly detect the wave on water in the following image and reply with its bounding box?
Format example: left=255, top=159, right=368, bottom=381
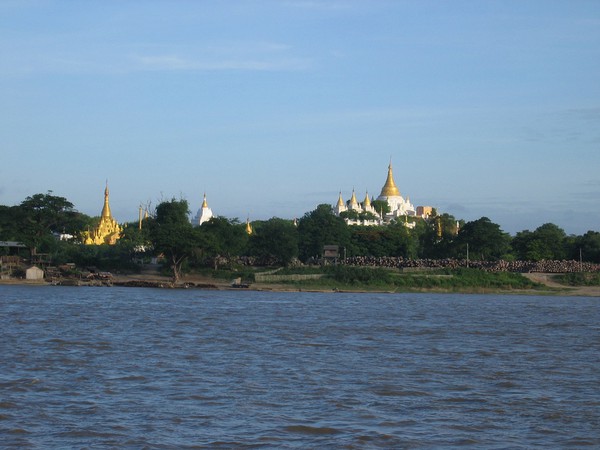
left=1, top=286, right=599, bottom=448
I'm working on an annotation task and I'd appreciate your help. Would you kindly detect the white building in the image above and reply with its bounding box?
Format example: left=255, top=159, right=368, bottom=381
left=26, top=266, right=44, bottom=281
left=192, top=193, right=214, bottom=226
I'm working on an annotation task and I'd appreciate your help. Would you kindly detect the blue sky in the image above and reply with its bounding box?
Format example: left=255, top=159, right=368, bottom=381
left=1, top=0, right=599, bottom=235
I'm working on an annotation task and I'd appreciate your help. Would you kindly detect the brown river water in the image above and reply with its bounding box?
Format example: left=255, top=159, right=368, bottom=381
left=1, top=285, right=599, bottom=448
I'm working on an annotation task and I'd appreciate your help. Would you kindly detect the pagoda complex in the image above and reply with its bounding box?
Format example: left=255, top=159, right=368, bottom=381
left=334, top=162, right=432, bottom=226
left=82, top=184, right=122, bottom=245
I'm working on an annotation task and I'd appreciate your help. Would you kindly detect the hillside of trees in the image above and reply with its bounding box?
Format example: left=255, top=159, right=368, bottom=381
left=1, top=192, right=599, bottom=282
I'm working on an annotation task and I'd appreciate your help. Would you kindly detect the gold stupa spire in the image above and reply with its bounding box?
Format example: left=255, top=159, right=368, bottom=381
left=379, top=162, right=401, bottom=197
left=363, top=191, right=371, bottom=207
left=349, top=189, right=359, bottom=207
left=337, top=191, right=345, bottom=207
left=202, top=193, right=208, bottom=208
left=245, top=217, right=253, bottom=235
left=81, top=182, right=122, bottom=245
left=101, top=181, right=112, bottom=219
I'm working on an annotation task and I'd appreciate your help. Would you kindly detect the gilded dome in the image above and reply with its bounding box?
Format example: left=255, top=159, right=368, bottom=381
left=379, top=164, right=401, bottom=197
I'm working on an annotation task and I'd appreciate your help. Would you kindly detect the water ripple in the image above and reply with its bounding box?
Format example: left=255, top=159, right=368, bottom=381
left=1, top=286, right=599, bottom=448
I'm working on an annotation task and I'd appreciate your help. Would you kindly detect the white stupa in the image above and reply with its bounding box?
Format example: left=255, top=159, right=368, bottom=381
left=192, top=193, right=214, bottom=226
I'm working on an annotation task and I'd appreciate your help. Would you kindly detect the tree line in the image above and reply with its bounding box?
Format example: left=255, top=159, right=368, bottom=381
left=1, top=192, right=599, bottom=281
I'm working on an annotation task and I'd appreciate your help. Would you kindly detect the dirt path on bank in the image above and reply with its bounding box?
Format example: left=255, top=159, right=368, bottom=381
left=523, top=273, right=600, bottom=297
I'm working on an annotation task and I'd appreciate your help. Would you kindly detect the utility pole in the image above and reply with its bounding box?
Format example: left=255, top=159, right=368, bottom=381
left=466, top=243, right=469, bottom=268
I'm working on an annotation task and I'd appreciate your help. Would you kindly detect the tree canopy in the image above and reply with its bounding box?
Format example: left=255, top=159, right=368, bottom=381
left=297, top=204, right=351, bottom=262
left=248, top=218, right=299, bottom=266
left=512, top=223, right=568, bottom=261
left=149, top=199, right=200, bottom=281
left=2, top=192, right=90, bottom=253
left=2, top=192, right=600, bottom=278
left=453, top=217, right=511, bottom=261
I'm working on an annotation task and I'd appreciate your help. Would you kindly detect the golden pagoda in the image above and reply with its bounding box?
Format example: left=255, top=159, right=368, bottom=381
left=379, top=163, right=401, bottom=197
left=245, top=217, right=253, bottom=235
left=82, top=183, right=122, bottom=245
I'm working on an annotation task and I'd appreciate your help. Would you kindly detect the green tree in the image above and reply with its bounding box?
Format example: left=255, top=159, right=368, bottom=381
left=385, top=220, right=418, bottom=257
left=200, top=217, right=248, bottom=268
left=0, top=205, right=20, bottom=242
left=339, top=210, right=360, bottom=221
left=118, top=220, right=154, bottom=262
left=412, top=217, right=439, bottom=258
left=421, top=213, right=462, bottom=259
left=15, top=192, right=89, bottom=254
left=347, top=221, right=412, bottom=258
left=370, top=200, right=390, bottom=216
left=512, top=223, right=567, bottom=261
left=297, top=204, right=351, bottom=262
left=453, top=217, right=511, bottom=260
left=573, top=231, right=600, bottom=263
left=248, top=218, right=299, bottom=266
left=149, top=199, right=199, bottom=282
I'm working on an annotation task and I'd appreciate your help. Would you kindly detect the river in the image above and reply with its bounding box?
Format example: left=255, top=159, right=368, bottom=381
left=1, top=285, right=599, bottom=448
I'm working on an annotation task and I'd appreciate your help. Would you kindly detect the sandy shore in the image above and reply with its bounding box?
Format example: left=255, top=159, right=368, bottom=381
left=2, top=271, right=599, bottom=296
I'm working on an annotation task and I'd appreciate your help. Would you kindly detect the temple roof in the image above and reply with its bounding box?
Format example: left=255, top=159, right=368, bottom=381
left=379, top=163, right=401, bottom=197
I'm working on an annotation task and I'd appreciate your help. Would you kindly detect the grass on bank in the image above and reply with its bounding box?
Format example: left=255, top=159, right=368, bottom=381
left=555, top=272, right=600, bottom=286
left=247, top=266, right=544, bottom=292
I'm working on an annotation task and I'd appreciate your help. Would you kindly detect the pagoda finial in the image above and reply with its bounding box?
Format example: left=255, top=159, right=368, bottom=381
left=202, top=193, right=208, bottom=208
left=363, top=190, right=371, bottom=207
left=379, top=162, right=401, bottom=197
left=349, top=188, right=359, bottom=207
left=337, top=191, right=344, bottom=207
left=101, top=181, right=112, bottom=219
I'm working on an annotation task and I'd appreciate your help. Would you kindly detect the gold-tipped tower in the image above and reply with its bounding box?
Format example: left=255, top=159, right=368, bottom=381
left=379, top=162, right=401, bottom=197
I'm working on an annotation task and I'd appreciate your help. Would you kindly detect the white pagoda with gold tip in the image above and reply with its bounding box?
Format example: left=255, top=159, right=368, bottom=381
left=192, top=193, right=214, bottom=226
left=376, top=162, right=416, bottom=217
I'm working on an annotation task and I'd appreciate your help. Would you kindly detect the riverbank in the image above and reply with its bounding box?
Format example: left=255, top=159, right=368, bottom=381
left=2, top=271, right=599, bottom=296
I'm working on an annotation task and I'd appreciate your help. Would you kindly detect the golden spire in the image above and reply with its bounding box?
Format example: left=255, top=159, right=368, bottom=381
left=101, top=181, right=112, bottom=219
left=202, top=193, right=208, bottom=208
left=337, top=191, right=344, bottom=207
left=245, top=217, right=253, bottom=235
left=349, top=189, right=359, bottom=207
left=379, top=163, right=401, bottom=197
left=363, top=191, right=371, bottom=207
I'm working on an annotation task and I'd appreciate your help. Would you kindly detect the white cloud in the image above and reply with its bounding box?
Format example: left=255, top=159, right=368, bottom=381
left=133, top=53, right=311, bottom=72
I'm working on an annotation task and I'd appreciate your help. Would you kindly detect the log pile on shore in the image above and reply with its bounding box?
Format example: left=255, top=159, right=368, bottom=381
left=342, top=257, right=600, bottom=273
